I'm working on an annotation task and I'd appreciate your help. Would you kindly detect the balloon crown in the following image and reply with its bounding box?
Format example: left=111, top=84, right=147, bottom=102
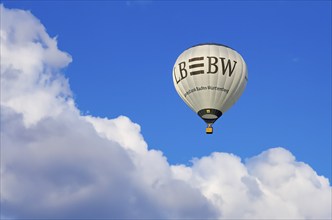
left=187, top=43, right=233, bottom=50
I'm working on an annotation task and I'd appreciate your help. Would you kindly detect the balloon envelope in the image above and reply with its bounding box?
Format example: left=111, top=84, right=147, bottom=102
left=173, top=43, right=248, bottom=133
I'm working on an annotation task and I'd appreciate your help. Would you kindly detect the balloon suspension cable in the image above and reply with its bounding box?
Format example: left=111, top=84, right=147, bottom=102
left=206, top=123, right=213, bottom=134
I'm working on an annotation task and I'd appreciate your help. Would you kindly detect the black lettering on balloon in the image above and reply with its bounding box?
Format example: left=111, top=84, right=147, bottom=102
left=177, top=61, right=188, bottom=83
left=189, top=57, right=204, bottom=75
left=220, top=58, right=237, bottom=77
left=173, top=67, right=181, bottom=84
left=207, top=56, right=218, bottom=74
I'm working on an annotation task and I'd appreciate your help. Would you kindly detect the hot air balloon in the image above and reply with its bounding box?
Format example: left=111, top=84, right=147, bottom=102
left=173, top=43, right=248, bottom=134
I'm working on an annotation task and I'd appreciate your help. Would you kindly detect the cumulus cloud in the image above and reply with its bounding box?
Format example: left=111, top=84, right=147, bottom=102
left=172, top=149, right=331, bottom=219
left=0, top=5, right=75, bottom=127
left=1, top=4, right=331, bottom=219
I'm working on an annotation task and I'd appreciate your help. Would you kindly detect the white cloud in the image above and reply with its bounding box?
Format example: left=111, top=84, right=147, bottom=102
left=246, top=148, right=331, bottom=219
left=0, top=5, right=75, bottom=127
left=1, top=4, right=331, bottom=219
left=84, top=115, right=148, bottom=155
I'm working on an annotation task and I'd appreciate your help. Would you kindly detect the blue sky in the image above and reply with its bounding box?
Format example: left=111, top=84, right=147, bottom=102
left=1, top=1, right=331, bottom=218
left=3, top=0, right=331, bottom=179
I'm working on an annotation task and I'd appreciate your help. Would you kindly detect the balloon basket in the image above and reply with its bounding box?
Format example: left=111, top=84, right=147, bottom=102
left=206, top=127, right=213, bottom=134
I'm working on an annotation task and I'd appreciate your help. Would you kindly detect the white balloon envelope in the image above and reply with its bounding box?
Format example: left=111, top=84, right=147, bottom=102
left=173, top=43, right=248, bottom=134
